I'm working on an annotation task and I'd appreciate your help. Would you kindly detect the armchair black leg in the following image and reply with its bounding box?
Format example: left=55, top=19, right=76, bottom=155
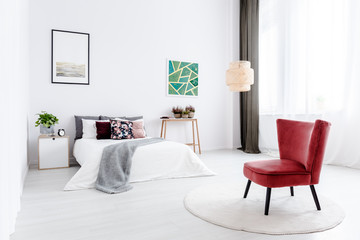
left=310, top=185, right=321, bottom=210
left=290, top=186, right=294, bottom=196
left=243, top=180, right=252, bottom=198
left=265, top=187, right=272, bottom=215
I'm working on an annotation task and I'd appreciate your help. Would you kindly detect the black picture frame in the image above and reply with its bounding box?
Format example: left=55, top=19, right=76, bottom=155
left=51, top=29, right=90, bottom=85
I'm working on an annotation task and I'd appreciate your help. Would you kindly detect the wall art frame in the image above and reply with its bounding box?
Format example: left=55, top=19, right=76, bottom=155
left=167, top=59, right=199, bottom=97
left=51, top=29, right=90, bottom=85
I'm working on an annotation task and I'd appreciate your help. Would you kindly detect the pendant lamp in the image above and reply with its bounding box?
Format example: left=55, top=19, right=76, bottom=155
left=226, top=61, right=254, bottom=92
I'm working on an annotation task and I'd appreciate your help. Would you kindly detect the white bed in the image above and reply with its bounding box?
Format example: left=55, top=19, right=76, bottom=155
left=64, top=138, right=216, bottom=191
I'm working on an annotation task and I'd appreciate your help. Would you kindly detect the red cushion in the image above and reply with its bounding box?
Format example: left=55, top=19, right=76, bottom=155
left=96, top=121, right=111, bottom=139
left=243, top=159, right=311, bottom=188
left=245, top=159, right=308, bottom=175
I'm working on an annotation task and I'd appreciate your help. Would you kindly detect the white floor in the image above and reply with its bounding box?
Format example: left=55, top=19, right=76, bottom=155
left=11, top=150, right=360, bottom=240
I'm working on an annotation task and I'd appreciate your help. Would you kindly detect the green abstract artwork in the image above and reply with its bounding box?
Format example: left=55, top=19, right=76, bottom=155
left=168, top=60, right=198, bottom=96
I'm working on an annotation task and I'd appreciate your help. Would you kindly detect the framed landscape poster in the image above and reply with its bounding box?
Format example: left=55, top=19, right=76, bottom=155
left=167, top=59, right=198, bottom=97
left=51, top=29, right=90, bottom=85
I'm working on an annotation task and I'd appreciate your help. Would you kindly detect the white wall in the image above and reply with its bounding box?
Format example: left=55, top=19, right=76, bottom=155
left=28, top=0, right=239, bottom=164
left=0, top=0, right=29, bottom=239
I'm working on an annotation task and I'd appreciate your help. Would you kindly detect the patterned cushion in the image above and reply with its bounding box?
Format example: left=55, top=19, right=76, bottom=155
left=110, top=120, right=134, bottom=139
left=114, top=118, right=147, bottom=136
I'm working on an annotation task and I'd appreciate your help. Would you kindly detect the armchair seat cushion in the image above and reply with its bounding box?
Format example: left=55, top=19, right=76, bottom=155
left=244, top=159, right=311, bottom=188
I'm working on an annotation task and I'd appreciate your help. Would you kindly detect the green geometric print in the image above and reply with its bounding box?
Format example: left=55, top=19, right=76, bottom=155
left=168, top=60, right=198, bottom=96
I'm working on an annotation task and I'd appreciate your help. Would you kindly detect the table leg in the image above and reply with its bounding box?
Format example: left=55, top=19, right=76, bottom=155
left=164, top=121, right=167, bottom=139
left=195, top=119, right=201, bottom=154
left=160, top=120, right=164, bottom=138
left=192, top=120, right=196, bottom=152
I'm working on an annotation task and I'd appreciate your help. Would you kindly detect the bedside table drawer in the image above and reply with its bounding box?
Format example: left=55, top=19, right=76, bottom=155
left=38, top=136, right=69, bottom=170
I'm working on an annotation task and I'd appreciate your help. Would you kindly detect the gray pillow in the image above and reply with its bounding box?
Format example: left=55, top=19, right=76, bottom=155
left=100, top=115, right=126, bottom=120
left=74, top=115, right=100, bottom=140
left=124, top=116, right=143, bottom=121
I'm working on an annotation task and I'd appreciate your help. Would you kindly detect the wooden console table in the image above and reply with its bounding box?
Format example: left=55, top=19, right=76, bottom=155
left=160, top=118, right=201, bottom=154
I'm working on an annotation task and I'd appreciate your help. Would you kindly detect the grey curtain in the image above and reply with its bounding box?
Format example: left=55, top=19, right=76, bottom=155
left=239, top=0, right=260, bottom=153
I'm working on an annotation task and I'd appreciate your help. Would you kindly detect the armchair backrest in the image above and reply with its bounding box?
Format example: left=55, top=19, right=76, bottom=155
left=307, top=119, right=331, bottom=184
left=277, top=119, right=331, bottom=184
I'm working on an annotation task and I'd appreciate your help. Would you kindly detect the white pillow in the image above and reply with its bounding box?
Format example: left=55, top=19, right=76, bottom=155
left=82, top=119, right=109, bottom=139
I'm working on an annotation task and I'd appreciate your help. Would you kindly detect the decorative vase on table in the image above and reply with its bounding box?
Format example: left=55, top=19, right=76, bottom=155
left=182, top=112, right=189, bottom=118
left=172, top=106, right=183, bottom=119
left=185, top=105, right=195, bottom=118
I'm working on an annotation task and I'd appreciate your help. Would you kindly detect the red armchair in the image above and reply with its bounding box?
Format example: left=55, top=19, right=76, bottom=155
left=243, top=119, right=331, bottom=215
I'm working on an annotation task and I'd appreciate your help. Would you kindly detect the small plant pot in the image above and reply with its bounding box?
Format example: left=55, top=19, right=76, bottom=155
left=182, top=114, right=189, bottom=118
left=174, top=113, right=181, bottom=118
left=188, top=112, right=195, bottom=118
left=40, top=124, right=54, bottom=135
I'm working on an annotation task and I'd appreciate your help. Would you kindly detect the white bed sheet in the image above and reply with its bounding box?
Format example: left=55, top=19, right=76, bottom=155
left=64, top=138, right=215, bottom=191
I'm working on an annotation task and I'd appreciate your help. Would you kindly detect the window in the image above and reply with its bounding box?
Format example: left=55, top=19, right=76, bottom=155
left=259, top=0, right=347, bottom=115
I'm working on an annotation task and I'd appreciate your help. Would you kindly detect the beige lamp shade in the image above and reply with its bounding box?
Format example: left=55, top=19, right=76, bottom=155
left=226, top=61, right=254, bottom=92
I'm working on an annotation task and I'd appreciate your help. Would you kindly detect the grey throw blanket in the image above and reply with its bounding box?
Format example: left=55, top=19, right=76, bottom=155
left=95, top=138, right=164, bottom=194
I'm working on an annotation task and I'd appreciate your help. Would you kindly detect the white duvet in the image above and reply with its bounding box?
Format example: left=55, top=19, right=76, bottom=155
left=64, top=138, right=215, bottom=191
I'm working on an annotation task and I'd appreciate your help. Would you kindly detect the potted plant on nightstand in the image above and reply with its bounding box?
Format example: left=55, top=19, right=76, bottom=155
left=172, top=106, right=183, bottom=118
left=35, top=111, right=59, bottom=135
left=186, top=105, right=195, bottom=118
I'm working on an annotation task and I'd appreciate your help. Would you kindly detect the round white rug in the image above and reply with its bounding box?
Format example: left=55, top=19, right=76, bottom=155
left=184, top=183, right=345, bottom=235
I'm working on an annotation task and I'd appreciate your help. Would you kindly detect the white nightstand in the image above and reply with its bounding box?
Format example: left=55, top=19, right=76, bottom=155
left=38, top=135, right=69, bottom=170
